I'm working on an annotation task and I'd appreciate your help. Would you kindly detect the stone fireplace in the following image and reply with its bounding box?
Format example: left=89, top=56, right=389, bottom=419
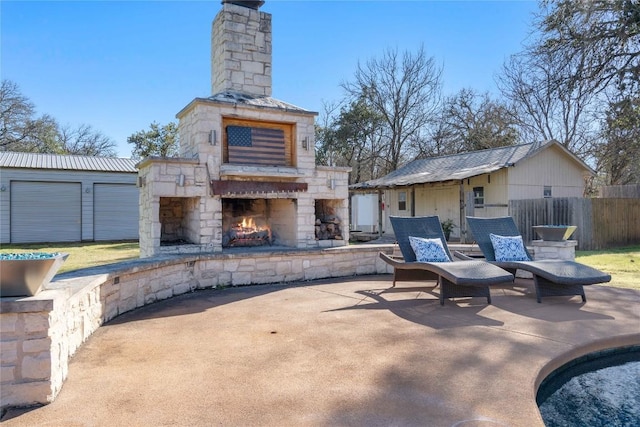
left=137, top=1, right=350, bottom=257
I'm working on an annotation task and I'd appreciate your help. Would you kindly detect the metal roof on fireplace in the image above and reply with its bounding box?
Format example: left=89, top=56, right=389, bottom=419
left=184, top=91, right=317, bottom=115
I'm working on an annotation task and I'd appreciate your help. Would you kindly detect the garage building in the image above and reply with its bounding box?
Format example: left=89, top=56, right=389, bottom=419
left=0, top=152, right=139, bottom=244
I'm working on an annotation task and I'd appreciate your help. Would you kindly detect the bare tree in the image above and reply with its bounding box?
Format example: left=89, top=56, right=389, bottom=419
left=436, top=88, right=519, bottom=154
left=58, top=123, right=118, bottom=156
left=536, top=0, right=640, bottom=96
left=497, top=50, right=599, bottom=157
left=342, top=45, right=443, bottom=174
left=497, top=0, right=640, bottom=183
left=314, top=100, right=342, bottom=167
left=1, top=79, right=117, bottom=156
left=1, top=80, right=39, bottom=150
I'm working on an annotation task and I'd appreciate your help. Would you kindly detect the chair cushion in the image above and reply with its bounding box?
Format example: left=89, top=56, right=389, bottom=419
left=408, top=236, right=450, bottom=262
left=489, top=234, right=530, bottom=262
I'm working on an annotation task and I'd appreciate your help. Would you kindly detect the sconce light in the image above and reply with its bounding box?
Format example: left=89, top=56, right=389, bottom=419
left=302, top=136, right=310, bottom=151
left=177, top=174, right=185, bottom=187
left=327, top=178, right=336, bottom=190
left=0, top=185, right=6, bottom=192
left=85, top=187, right=91, bottom=194
left=137, top=176, right=146, bottom=188
left=209, top=130, right=217, bottom=145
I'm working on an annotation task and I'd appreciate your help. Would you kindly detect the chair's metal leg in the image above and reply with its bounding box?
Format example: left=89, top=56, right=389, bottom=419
left=534, top=275, right=543, bottom=303
left=439, top=277, right=491, bottom=305
left=534, top=274, right=587, bottom=303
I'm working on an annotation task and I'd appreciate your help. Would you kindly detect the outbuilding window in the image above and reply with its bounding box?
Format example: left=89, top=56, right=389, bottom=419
left=544, top=186, right=552, bottom=198
left=473, top=187, right=484, bottom=207
left=398, top=191, right=407, bottom=211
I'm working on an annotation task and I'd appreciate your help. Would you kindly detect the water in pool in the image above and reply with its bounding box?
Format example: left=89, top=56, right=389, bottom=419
left=537, top=347, right=640, bottom=426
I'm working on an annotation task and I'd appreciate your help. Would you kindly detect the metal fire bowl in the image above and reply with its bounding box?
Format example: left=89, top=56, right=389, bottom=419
left=532, top=225, right=577, bottom=242
left=0, top=253, right=69, bottom=297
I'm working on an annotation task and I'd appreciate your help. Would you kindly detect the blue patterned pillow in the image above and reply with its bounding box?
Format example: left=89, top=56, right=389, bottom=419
left=489, top=233, right=530, bottom=262
left=408, top=236, right=451, bottom=263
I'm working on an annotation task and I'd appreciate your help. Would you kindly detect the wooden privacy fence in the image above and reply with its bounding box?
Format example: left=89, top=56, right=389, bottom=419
left=508, top=198, right=640, bottom=250
left=599, top=184, right=640, bottom=198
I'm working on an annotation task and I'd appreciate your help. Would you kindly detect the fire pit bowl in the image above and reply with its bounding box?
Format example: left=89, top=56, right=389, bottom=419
left=0, top=252, right=69, bottom=297
left=532, top=225, right=577, bottom=242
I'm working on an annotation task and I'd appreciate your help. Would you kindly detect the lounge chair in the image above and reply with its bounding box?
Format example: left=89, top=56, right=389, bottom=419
left=379, top=216, right=514, bottom=305
left=466, top=216, right=611, bottom=303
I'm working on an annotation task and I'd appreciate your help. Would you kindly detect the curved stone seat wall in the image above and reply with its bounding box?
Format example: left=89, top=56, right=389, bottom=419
left=0, top=244, right=395, bottom=410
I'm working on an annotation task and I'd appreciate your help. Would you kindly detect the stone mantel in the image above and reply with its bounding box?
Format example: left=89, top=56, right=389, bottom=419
left=219, top=164, right=306, bottom=178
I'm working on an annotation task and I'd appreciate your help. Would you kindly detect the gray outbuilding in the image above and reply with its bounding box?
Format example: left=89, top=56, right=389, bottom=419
left=0, top=152, right=139, bottom=244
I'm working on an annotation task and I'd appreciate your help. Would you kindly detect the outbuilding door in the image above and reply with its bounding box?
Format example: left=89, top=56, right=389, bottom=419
left=93, top=183, right=139, bottom=241
left=10, top=181, right=82, bottom=243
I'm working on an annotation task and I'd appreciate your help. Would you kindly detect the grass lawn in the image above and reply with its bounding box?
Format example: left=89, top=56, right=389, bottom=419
left=0, top=241, right=140, bottom=274
left=1, top=242, right=638, bottom=290
left=576, top=245, right=640, bottom=291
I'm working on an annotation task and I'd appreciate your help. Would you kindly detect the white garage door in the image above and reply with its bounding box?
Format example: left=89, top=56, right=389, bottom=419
left=10, top=181, right=82, bottom=243
left=94, top=184, right=139, bottom=241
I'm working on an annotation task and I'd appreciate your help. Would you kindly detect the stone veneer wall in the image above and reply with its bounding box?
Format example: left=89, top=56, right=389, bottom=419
left=211, top=3, right=272, bottom=96
left=531, top=240, right=577, bottom=261
left=176, top=100, right=317, bottom=177
left=0, top=245, right=394, bottom=410
left=137, top=157, right=209, bottom=258
left=137, top=157, right=351, bottom=257
left=1, top=284, right=103, bottom=410
left=137, top=99, right=350, bottom=258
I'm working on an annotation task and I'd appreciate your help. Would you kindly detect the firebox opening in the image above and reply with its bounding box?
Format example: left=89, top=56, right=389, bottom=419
left=222, top=198, right=297, bottom=249
left=315, top=199, right=344, bottom=240
left=159, top=197, right=200, bottom=246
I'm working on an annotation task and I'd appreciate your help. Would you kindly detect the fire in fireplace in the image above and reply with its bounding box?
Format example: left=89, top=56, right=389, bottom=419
left=225, top=215, right=272, bottom=247
left=222, top=198, right=297, bottom=249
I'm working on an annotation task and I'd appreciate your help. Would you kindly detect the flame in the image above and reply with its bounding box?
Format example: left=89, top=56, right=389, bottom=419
left=229, top=215, right=272, bottom=244
left=241, top=217, right=255, bottom=229
left=237, top=216, right=269, bottom=233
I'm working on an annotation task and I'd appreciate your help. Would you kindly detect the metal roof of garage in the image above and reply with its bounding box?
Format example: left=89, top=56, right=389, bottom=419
left=0, top=151, right=138, bottom=173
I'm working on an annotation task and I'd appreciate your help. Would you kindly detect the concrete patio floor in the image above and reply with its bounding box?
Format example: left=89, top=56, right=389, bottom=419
left=2, top=275, right=639, bottom=426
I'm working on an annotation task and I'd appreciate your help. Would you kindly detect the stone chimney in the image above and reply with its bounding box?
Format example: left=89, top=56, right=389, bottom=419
left=211, top=0, right=272, bottom=97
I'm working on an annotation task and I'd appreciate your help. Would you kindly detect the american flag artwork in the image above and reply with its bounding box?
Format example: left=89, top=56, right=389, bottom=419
left=227, top=125, right=287, bottom=166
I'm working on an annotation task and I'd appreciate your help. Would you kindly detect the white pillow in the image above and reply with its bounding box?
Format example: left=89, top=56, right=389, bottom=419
left=489, top=233, right=530, bottom=262
left=408, top=236, right=450, bottom=263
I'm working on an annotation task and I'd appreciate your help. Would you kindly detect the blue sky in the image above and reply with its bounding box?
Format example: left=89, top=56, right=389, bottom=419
left=2, top=0, right=539, bottom=158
